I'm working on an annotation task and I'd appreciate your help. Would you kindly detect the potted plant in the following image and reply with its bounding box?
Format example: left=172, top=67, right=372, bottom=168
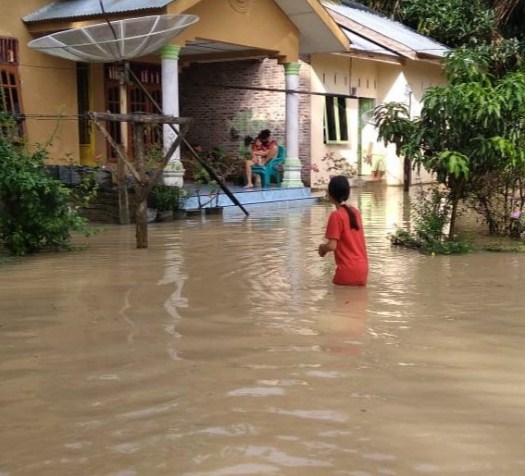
left=148, top=185, right=187, bottom=221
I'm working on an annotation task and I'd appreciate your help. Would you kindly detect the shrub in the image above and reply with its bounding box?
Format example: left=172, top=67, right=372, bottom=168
left=148, top=185, right=187, bottom=211
left=0, top=115, right=93, bottom=255
left=390, top=185, right=473, bottom=255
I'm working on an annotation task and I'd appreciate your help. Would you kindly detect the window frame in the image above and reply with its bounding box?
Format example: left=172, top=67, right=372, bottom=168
left=324, top=95, right=350, bottom=145
left=104, top=62, right=163, bottom=161
left=0, top=37, right=24, bottom=137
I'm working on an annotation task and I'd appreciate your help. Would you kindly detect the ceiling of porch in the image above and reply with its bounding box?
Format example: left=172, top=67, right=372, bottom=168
left=180, top=39, right=275, bottom=63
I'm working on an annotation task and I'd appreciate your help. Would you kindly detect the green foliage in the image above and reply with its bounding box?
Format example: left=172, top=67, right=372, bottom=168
left=466, top=168, right=525, bottom=236
left=374, top=49, right=525, bottom=236
left=399, top=0, right=496, bottom=47
left=390, top=186, right=473, bottom=254
left=337, top=0, right=498, bottom=47
left=484, top=241, right=525, bottom=252
left=0, top=115, right=93, bottom=255
left=148, top=185, right=187, bottom=211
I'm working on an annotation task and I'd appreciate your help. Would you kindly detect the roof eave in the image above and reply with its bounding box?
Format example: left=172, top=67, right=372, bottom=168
left=343, top=50, right=402, bottom=65
left=416, top=52, right=447, bottom=64
left=274, top=0, right=349, bottom=55
left=326, top=7, right=419, bottom=60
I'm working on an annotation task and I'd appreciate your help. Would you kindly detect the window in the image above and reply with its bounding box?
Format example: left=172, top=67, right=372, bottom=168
left=324, top=95, right=349, bottom=144
left=104, top=63, right=163, bottom=160
left=0, top=37, right=24, bottom=136
left=77, top=63, right=90, bottom=145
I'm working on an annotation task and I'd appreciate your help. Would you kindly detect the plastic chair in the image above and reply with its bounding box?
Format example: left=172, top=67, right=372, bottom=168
left=251, top=145, right=286, bottom=188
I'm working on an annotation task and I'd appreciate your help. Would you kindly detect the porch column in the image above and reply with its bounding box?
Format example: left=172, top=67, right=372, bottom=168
left=161, top=44, right=184, bottom=186
left=281, top=62, right=303, bottom=188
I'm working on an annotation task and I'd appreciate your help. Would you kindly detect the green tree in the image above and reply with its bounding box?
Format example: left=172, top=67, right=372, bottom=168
left=0, top=115, right=92, bottom=255
left=332, top=0, right=525, bottom=44
left=374, top=49, right=525, bottom=237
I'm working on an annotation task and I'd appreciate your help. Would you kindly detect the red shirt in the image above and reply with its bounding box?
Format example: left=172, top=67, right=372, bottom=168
left=325, top=205, right=368, bottom=286
left=261, top=140, right=277, bottom=154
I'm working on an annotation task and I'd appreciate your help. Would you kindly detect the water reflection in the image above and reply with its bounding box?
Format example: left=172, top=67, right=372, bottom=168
left=1, top=187, right=525, bottom=475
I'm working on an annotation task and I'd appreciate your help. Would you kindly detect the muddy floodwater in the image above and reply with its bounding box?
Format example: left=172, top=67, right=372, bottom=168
left=1, top=186, right=525, bottom=476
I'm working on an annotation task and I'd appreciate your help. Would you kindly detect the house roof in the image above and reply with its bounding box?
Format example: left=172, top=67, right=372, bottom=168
left=23, top=0, right=349, bottom=57
left=23, top=0, right=173, bottom=22
left=322, top=1, right=449, bottom=61
left=342, top=29, right=399, bottom=60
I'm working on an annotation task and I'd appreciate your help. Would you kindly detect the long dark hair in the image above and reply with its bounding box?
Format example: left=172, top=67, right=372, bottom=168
left=327, top=175, right=359, bottom=231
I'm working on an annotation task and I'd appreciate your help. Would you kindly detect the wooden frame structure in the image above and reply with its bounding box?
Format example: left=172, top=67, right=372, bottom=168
left=90, top=111, right=192, bottom=248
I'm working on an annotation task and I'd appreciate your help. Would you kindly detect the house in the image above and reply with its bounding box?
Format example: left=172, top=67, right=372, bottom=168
left=1, top=0, right=449, bottom=190
left=314, top=1, right=450, bottom=186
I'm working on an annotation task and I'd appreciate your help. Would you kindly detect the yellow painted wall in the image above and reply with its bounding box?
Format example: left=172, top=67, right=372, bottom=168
left=168, top=0, right=300, bottom=62
left=2, top=1, right=81, bottom=164
left=375, top=60, right=447, bottom=185
left=311, top=52, right=447, bottom=187
left=310, top=53, right=381, bottom=186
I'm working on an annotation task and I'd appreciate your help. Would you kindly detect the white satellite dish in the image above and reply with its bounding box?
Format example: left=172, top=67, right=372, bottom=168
left=28, top=14, right=199, bottom=62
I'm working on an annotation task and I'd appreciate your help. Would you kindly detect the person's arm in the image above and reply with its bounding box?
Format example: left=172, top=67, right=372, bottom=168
left=262, top=143, right=278, bottom=164
left=319, top=212, right=341, bottom=257
left=318, top=239, right=337, bottom=257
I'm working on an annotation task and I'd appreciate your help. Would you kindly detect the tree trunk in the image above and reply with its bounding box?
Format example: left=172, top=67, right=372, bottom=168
left=403, top=156, right=411, bottom=192
left=135, top=197, right=148, bottom=248
left=116, top=146, right=130, bottom=225
left=133, top=123, right=148, bottom=249
left=449, top=196, right=459, bottom=239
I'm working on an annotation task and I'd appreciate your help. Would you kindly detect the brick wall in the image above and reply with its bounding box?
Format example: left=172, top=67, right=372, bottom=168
left=180, top=57, right=312, bottom=185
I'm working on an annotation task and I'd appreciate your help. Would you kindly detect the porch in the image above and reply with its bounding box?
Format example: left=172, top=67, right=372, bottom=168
left=182, top=183, right=316, bottom=212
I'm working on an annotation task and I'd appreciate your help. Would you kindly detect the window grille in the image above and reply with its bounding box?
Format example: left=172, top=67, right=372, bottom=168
left=0, top=37, right=24, bottom=138
left=104, top=63, right=163, bottom=160
left=0, top=38, right=18, bottom=65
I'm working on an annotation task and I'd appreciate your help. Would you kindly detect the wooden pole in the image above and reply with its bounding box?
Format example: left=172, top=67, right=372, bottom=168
left=118, top=65, right=130, bottom=224
left=89, top=112, right=193, bottom=249
left=133, top=122, right=148, bottom=249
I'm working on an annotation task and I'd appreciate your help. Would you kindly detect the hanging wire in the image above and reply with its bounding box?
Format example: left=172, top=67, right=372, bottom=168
left=98, top=0, right=120, bottom=52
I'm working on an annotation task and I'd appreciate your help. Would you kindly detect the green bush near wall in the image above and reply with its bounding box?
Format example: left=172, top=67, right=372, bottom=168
left=0, top=115, right=93, bottom=255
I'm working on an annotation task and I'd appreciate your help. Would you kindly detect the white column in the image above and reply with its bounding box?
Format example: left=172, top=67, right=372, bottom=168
left=281, top=62, right=303, bottom=188
left=161, top=44, right=184, bottom=186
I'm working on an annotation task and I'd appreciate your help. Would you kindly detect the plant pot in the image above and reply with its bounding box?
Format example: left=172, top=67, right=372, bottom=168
left=205, top=207, right=223, bottom=215
left=147, top=208, right=157, bottom=223
left=173, top=210, right=187, bottom=220
left=185, top=209, right=205, bottom=217
left=156, top=210, right=173, bottom=222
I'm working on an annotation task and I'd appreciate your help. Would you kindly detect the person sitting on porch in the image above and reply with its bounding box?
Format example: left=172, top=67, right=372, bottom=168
left=244, top=129, right=278, bottom=188
left=250, top=136, right=267, bottom=165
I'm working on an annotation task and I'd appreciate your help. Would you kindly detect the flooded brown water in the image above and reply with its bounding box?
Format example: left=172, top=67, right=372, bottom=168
left=1, top=186, right=525, bottom=476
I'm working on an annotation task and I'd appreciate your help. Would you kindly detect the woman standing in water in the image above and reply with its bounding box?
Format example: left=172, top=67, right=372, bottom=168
left=318, top=175, right=368, bottom=286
